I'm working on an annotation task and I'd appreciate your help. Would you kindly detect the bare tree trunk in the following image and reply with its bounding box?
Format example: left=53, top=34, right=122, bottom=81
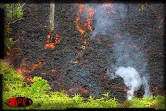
left=50, top=1, right=55, bottom=42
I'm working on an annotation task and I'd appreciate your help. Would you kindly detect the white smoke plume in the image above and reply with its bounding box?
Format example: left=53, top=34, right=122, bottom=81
left=84, top=3, right=128, bottom=40
left=114, top=66, right=151, bottom=100
left=79, top=3, right=152, bottom=100
left=106, top=35, right=151, bottom=100
left=110, top=34, right=152, bottom=100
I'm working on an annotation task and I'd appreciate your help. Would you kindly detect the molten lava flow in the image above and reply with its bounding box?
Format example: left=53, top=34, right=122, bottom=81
left=75, top=17, right=86, bottom=35
left=51, top=69, right=58, bottom=72
left=16, top=58, right=45, bottom=75
left=49, top=69, right=58, bottom=73
left=40, top=68, right=59, bottom=75
left=22, top=76, right=34, bottom=84
left=74, top=4, right=96, bottom=35
left=16, top=58, right=28, bottom=75
left=74, top=4, right=85, bottom=35
left=112, top=85, right=127, bottom=92
left=24, top=61, right=45, bottom=74
left=41, top=72, right=47, bottom=75
left=66, top=86, right=79, bottom=94
left=85, top=7, right=96, bottom=34
left=73, top=4, right=95, bottom=61
left=147, top=45, right=152, bottom=51
left=44, top=34, right=61, bottom=49
left=80, top=88, right=89, bottom=94
left=60, top=82, right=65, bottom=87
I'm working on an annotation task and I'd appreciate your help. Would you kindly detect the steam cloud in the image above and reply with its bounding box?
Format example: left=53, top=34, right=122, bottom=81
left=82, top=3, right=151, bottom=100
left=114, top=66, right=150, bottom=100
left=107, top=35, right=151, bottom=100
left=84, top=3, right=128, bottom=40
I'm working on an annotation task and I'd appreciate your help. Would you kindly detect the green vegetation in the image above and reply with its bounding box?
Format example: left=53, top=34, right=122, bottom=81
left=3, top=3, right=23, bottom=25
left=3, top=3, right=23, bottom=52
left=0, top=60, right=165, bottom=110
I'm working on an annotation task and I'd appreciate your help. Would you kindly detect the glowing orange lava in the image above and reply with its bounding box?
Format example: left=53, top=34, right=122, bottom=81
left=81, top=88, right=89, bottom=94
left=74, top=4, right=96, bottom=35
left=41, top=72, right=47, bottom=75
left=16, top=58, right=28, bottom=75
left=44, top=34, right=61, bottom=49
left=24, top=61, right=44, bottom=74
left=22, top=76, right=34, bottom=84
left=16, top=58, right=45, bottom=74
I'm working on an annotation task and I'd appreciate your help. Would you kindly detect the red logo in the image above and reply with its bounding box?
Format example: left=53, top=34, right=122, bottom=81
left=6, top=97, right=33, bottom=107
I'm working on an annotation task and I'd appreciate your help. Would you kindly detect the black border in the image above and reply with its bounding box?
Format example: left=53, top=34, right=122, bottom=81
left=0, top=9, right=4, bottom=110
left=0, top=9, right=4, bottom=59
left=0, top=0, right=165, bottom=3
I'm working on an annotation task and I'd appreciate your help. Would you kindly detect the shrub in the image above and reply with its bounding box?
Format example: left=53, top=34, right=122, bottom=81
left=129, top=96, right=154, bottom=108
left=31, top=76, right=51, bottom=93
left=2, top=3, right=23, bottom=52
left=153, top=95, right=166, bottom=109
left=3, top=3, right=23, bottom=25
